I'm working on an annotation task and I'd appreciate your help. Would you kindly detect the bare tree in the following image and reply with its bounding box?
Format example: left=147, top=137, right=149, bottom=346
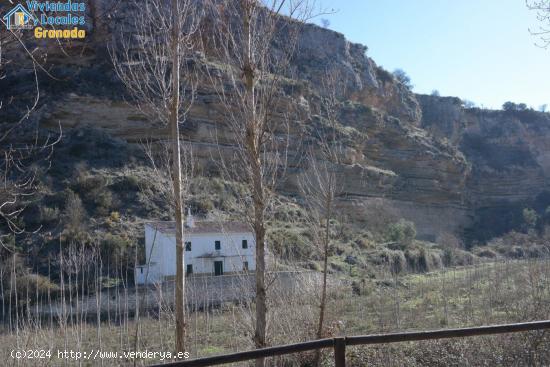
left=0, top=14, right=61, bottom=253
left=206, top=1, right=317, bottom=363
left=142, top=140, right=195, bottom=218
left=299, top=70, right=344, bottom=366
left=110, top=0, right=201, bottom=353
left=527, top=0, right=550, bottom=47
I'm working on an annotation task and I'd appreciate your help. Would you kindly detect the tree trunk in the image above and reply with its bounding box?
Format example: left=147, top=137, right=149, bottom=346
left=240, top=3, right=267, bottom=365
left=171, top=0, right=186, bottom=354
left=253, top=167, right=267, bottom=367
left=314, top=200, right=331, bottom=366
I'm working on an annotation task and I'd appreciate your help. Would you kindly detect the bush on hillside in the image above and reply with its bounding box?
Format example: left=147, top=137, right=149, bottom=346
left=111, top=174, right=141, bottom=192
left=63, top=189, right=85, bottom=232
left=40, top=206, right=60, bottom=224
left=101, top=234, right=132, bottom=266
left=386, top=219, right=417, bottom=245
left=268, top=227, right=315, bottom=261
left=405, top=247, right=443, bottom=273
left=15, top=273, right=60, bottom=299
left=523, top=208, right=538, bottom=229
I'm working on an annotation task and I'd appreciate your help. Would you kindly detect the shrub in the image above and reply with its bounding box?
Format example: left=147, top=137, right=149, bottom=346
left=503, top=101, right=528, bottom=112
left=361, top=199, right=401, bottom=239
left=15, top=273, right=60, bottom=299
left=428, top=250, right=443, bottom=269
left=93, top=189, right=114, bottom=216
left=475, top=248, right=497, bottom=259
left=216, top=191, right=235, bottom=211
left=376, top=67, right=393, bottom=84
left=442, top=247, right=453, bottom=266
left=354, top=237, right=372, bottom=249
left=386, top=219, right=417, bottom=245
left=190, top=196, right=214, bottom=215
left=523, top=208, right=538, bottom=229
left=416, top=248, right=429, bottom=272
left=63, top=190, right=85, bottom=232
left=392, top=68, right=413, bottom=89
left=404, top=247, right=443, bottom=272
left=503, top=101, right=517, bottom=111
left=443, top=248, right=475, bottom=266
left=101, top=234, right=131, bottom=265
left=389, top=250, right=406, bottom=274
left=203, top=161, right=221, bottom=177
left=454, top=250, right=475, bottom=266
left=437, top=232, right=462, bottom=249
left=525, top=245, right=549, bottom=258
left=109, top=211, right=121, bottom=222
left=210, top=178, right=225, bottom=192
left=112, top=174, right=141, bottom=192
left=371, top=248, right=406, bottom=274
left=74, top=173, right=107, bottom=195
left=479, top=247, right=496, bottom=258
left=307, top=261, right=321, bottom=271
left=351, top=281, right=362, bottom=295
left=40, top=206, right=59, bottom=224
left=268, top=227, right=315, bottom=261
left=73, top=171, right=116, bottom=215
left=508, top=246, right=525, bottom=259
left=61, top=228, right=92, bottom=245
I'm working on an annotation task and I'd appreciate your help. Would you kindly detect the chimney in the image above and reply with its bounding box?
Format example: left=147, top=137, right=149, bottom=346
left=185, top=207, right=195, bottom=228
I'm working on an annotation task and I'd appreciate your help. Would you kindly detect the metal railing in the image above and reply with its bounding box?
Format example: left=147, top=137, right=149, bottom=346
left=151, top=320, right=550, bottom=367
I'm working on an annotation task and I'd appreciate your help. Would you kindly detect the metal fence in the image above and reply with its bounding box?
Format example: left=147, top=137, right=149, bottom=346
left=151, top=320, right=550, bottom=367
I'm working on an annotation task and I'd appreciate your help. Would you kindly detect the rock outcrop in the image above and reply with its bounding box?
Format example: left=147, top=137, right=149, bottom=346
left=418, top=95, right=550, bottom=241
left=3, top=1, right=549, bottom=242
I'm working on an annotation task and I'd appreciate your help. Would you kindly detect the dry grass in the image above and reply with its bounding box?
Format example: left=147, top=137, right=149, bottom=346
left=1, top=259, right=549, bottom=366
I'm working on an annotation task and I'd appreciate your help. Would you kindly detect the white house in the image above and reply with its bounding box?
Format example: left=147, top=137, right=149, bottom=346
left=135, top=213, right=255, bottom=285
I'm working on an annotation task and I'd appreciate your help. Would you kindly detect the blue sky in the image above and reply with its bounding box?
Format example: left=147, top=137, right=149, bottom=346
left=321, top=0, right=549, bottom=109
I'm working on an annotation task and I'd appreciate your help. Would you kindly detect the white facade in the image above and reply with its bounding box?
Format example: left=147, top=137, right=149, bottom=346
left=135, top=219, right=255, bottom=285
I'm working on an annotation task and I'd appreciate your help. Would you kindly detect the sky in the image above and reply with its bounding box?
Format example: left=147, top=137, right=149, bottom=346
left=320, top=0, right=550, bottom=110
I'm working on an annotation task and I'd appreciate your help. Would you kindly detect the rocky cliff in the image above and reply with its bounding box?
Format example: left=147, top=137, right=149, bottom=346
left=2, top=1, right=549, bottom=244
left=418, top=95, right=550, bottom=242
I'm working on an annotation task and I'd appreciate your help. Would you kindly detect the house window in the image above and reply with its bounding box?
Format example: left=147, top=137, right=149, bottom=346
left=186, top=264, right=193, bottom=275
left=185, top=241, right=192, bottom=251
left=243, top=261, right=249, bottom=271
left=242, top=240, right=248, bottom=249
left=215, top=240, right=221, bottom=250
left=140, top=268, right=143, bottom=274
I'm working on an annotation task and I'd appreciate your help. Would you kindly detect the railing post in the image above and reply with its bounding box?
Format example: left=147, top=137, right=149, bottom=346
left=334, top=337, right=346, bottom=367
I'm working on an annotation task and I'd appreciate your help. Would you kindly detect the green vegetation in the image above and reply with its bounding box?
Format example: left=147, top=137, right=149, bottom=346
left=523, top=208, right=538, bottom=229
left=392, top=68, right=413, bottom=89
left=385, top=219, right=416, bottom=245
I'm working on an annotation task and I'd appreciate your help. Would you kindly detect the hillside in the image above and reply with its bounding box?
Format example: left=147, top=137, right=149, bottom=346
left=2, top=0, right=550, bottom=273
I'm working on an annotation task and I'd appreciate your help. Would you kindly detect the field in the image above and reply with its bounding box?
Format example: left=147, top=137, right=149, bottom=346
left=1, top=259, right=549, bottom=366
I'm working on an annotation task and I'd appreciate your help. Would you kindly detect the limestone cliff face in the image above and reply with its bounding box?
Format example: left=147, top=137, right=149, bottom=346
left=290, top=24, right=422, bottom=123
left=418, top=95, right=550, bottom=241
left=4, top=2, right=547, bottom=242
left=417, top=95, right=550, bottom=204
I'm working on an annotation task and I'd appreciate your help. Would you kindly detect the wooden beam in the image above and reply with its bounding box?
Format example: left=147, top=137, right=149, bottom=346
left=151, top=320, right=550, bottom=367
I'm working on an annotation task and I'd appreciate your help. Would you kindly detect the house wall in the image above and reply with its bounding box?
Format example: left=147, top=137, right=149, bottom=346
left=134, top=264, right=161, bottom=285
left=181, top=231, right=256, bottom=275
left=137, top=224, right=256, bottom=284
left=136, top=225, right=170, bottom=284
